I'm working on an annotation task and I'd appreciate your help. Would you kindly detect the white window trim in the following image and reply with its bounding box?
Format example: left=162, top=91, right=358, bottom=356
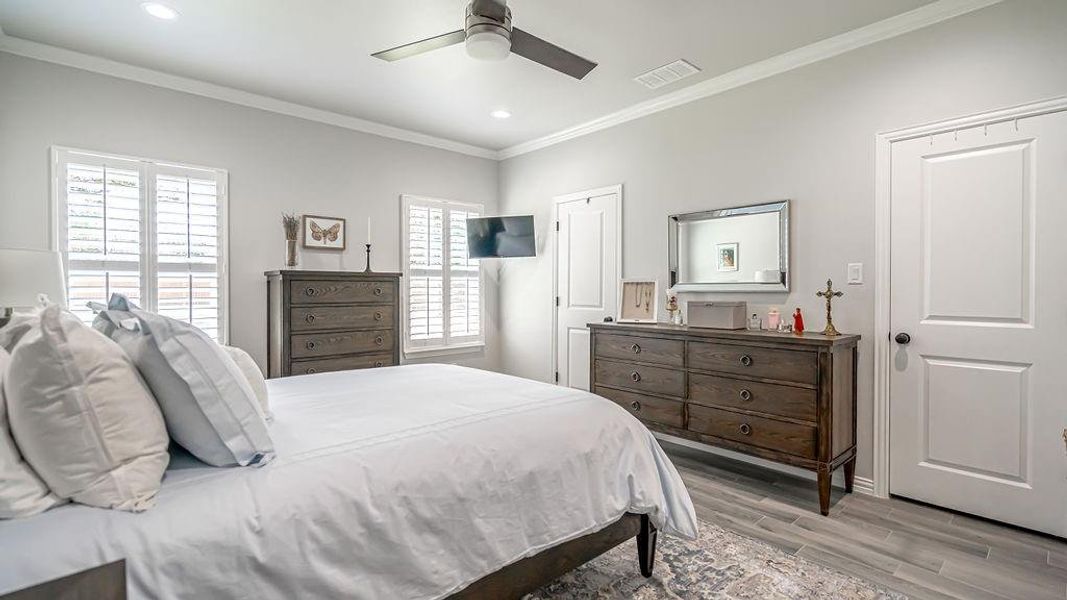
left=399, top=194, right=485, bottom=358
left=50, top=146, right=231, bottom=343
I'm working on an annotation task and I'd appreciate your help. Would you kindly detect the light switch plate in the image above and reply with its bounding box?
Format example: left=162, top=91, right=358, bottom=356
left=847, top=263, right=863, bottom=285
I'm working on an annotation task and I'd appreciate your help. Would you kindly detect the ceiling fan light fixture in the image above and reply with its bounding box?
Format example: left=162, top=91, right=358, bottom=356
left=371, top=0, right=597, bottom=79
left=141, top=2, right=179, bottom=20
left=466, top=31, right=511, bottom=61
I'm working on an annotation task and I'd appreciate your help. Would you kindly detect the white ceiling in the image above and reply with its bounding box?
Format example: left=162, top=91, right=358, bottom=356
left=0, top=0, right=938, bottom=152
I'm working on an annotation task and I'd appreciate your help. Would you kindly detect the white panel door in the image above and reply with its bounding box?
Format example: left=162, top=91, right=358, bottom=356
left=555, top=191, right=620, bottom=390
left=890, top=111, right=1067, bottom=536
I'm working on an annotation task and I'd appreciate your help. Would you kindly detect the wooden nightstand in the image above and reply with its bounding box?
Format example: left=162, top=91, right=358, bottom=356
left=0, top=560, right=125, bottom=600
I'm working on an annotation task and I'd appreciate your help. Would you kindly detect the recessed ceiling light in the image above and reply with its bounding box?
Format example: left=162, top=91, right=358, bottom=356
left=490, top=110, right=511, bottom=120
left=142, top=2, right=179, bottom=20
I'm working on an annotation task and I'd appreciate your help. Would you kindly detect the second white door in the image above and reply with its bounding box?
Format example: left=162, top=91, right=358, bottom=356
left=889, top=109, right=1067, bottom=537
left=555, top=188, right=621, bottom=390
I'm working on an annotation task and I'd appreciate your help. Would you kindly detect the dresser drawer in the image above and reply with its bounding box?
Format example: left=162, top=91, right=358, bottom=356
left=595, top=333, right=684, bottom=367
left=594, top=359, right=685, bottom=397
left=291, top=353, right=394, bottom=375
left=689, top=373, right=817, bottom=422
left=595, top=386, right=684, bottom=428
left=290, top=330, right=394, bottom=359
left=290, top=279, right=398, bottom=305
left=687, top=342, right=817, bottom=385
left=290, top=305, right=394, bottom=332
left=688, top=405, right=816, bottom=459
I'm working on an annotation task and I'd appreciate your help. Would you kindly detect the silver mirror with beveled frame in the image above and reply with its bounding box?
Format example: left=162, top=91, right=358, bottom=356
left=668, top=200, right=790, bottom=292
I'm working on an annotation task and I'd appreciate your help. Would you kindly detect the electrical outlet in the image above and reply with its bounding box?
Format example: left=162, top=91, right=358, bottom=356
left=847, top=263, right=863, bottom=285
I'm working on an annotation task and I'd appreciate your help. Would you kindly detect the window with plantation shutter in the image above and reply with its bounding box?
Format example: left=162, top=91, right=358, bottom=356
left=401, top=195, right=484, bottom=354
left=54, top=148, right=229, bottom=342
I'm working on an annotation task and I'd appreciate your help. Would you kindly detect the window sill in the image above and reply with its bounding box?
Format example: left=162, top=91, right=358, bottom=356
left=404, top=343, right=486, bottom=359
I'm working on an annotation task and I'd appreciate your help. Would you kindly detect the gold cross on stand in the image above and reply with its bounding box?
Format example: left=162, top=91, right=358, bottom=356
left=816, top=279, right=843, bottom=337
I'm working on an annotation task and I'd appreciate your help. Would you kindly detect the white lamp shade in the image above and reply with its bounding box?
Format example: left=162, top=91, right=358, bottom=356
left=0, top=248, right=67, bottom=309
left=465, top=31, right=511, bottom=61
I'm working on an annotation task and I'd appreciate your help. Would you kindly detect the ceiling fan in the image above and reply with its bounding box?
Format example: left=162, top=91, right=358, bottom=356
left=371, top=0, right=597, bottom=80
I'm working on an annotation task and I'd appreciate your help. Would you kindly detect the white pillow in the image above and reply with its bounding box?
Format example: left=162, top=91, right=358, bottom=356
left=0, top=311, right=40, bottom=352
left=5, top=306, right=169, bottom=512
left=0, top=345, right=65, bottom=519
left=223, top=345, right=271, bottom=421
left=93, top=295, right=274, bottom=467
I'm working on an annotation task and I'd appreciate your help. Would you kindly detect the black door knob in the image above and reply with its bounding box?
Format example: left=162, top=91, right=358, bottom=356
left=894, top=332, right=911, bottom=344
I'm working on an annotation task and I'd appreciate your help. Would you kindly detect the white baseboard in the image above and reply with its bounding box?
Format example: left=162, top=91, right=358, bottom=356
left=852, top=476, right=876, bottom=496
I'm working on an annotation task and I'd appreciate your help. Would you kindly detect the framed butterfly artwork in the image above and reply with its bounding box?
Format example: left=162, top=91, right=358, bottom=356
left=302, top=214, right=346, bottom=250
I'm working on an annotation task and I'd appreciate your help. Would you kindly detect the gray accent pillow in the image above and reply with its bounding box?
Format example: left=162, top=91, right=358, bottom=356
left=93, top=295, right=274, bottom=468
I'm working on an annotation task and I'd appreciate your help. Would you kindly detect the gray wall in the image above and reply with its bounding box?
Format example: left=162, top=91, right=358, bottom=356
left=497, top=0, right=1067, bottom=479
left=0, top=52, right=501, bottom=372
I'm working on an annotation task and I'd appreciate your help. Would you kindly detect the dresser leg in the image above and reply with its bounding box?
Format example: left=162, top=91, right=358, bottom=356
left=843, top=457, right=856, bottom=494
left=817, top=468, right=832, bottom=516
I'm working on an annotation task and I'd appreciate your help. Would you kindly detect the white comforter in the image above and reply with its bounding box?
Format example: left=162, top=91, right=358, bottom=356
left=0, top=364, right=698, bottom=599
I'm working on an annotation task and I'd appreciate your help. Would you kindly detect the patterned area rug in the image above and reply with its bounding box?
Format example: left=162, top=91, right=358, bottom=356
left=527, top=520, right=907, bottom=599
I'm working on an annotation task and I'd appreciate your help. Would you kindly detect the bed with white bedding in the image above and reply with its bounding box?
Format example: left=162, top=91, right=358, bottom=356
left=0, top=364, right=698, bottom=599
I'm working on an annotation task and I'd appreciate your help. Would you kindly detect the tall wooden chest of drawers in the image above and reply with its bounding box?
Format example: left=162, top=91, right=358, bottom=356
left=589, top=322, right=859, bottom=515
left=266, top=270, right=401, bottom=378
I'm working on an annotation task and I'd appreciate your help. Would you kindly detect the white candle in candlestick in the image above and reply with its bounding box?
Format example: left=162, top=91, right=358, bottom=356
left=366, top=217, right=371, bottom=245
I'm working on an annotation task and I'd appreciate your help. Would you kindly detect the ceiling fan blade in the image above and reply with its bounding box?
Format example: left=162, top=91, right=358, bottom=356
left=471, top=0, right=507, bottom=21
left=510, top=28, right=597, bottom=80
left=371, top=30, right=466, bottom=62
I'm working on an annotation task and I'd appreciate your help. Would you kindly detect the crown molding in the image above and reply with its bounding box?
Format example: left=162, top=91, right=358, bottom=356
left=0, top=32, right=499, bottom=160
left=0, top=0, right=1003, bottom=162
left=497, top=0, right=1005, bottom=160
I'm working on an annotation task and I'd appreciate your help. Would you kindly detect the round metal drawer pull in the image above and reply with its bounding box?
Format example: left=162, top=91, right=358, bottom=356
left=305, top=314, right=316, bottom=323
left=306, top=368, right=317, bottom=374
left=630, top=400, right=641, bottom=412
left=373, top=287, right=383, bottom=296
left=304, top=288, right=316, bottom=296
left=374, top=312, right=383, bottom=321
left=375, top=336, right=384, bottom=345
left=739, top=389, right=752, bottom=401
left=739, top=423, right=752, bottom=436
left=305, top=341, right=316, bottom=350
left=630, top=343, right=641, bottom=354
left=375, top=361, right=384, bottom=368
left=739, top=354, right=753, bottom=367
left=630, top=371, right=642, bottom=382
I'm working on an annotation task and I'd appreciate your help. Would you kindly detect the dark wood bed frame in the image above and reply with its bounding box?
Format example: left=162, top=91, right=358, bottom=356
left=450, top=513, right=657, bottom=599
left=1, top=514, right=657, bottom=600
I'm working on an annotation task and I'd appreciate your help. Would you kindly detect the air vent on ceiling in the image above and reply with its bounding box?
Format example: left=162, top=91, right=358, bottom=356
left=634, top=59, right=701, bottom=90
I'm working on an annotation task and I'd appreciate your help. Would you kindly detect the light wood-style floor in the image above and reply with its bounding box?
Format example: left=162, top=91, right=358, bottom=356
left=661, top=441, right=1067, bottom=600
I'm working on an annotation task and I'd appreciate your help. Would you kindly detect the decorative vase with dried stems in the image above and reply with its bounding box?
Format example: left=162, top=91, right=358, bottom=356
left=282, top=213, right=300, bottom=268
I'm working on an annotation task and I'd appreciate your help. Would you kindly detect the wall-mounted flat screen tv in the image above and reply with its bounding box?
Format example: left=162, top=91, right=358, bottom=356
left=466, top=215, right=536, bottom=258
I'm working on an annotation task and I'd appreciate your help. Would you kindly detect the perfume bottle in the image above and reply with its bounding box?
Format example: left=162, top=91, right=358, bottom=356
left=749, top=313, right=762, bottom=330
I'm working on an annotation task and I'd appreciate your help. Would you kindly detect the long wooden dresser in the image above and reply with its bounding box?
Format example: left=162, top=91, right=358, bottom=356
left=266, top=270, right=401, bottom=378
left=589, top=322, right=859, bottom=515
